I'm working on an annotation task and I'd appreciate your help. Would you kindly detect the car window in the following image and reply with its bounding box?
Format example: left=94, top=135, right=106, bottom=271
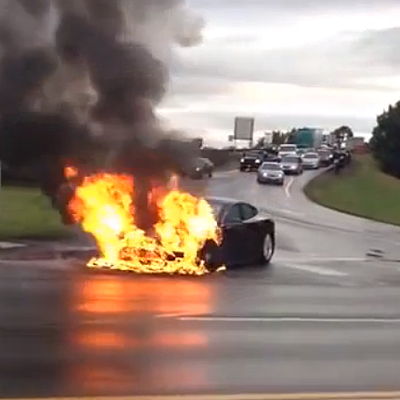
left=223, top=204, right=242, bottom=223
left=245, top=152, right=260, bottom=158
left=261, top=163, right=280, bottom=170
left=240, top=203, right=258, bottom=221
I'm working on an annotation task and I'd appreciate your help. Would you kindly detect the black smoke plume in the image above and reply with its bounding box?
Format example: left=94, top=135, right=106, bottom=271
left=0, top=0, right=204, bottom=231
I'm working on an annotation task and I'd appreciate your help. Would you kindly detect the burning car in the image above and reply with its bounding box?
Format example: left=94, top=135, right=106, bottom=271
left=60, top=169, right=275, bottom=274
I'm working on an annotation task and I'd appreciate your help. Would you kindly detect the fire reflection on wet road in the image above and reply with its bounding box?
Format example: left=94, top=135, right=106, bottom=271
left=0, top=267, right=217, bottom=397
left=68, top=274, right=212, bottom=395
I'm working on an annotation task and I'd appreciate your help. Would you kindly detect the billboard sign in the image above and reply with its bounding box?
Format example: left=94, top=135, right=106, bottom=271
left=234, top=117, right=254, bottom=141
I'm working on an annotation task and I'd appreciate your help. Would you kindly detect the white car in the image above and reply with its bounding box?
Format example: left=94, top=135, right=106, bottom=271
left=302, top=152, right=320, bottom=169
left=278, top=144, right=297, bottom=159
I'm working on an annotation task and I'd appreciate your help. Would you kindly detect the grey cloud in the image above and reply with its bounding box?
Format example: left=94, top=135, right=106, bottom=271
left=189, top=0, right=400, bottom=12
left=168, top=75, right=232, bottom=96
left=172, top=32, right=395, bottom=91
left=353, top=27, right=400, bottom=69
left=197, top=110, right=374, bottom=133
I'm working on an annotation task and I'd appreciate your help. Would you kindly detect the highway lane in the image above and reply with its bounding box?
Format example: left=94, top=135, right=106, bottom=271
left=206, top=168, right=400, bottom=263
left=3, top=263, right=400, bottom=397
left=2, top=168, right=400, bottom=397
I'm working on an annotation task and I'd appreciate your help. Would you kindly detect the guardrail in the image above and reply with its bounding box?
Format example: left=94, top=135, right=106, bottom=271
left=200, top=148, right=241, bottom=167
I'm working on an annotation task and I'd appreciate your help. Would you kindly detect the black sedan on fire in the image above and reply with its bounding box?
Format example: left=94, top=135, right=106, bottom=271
left=199, top=196, right=275, bottom=271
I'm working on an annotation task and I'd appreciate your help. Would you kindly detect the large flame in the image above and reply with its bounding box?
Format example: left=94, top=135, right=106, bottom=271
left=66, top=168, right=221, bottom=275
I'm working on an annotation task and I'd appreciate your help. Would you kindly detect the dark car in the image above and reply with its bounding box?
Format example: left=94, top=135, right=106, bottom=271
left=239, top=151, right=263, bottom=171
left=199, top=196, right=275, bottom=271
left=317, top=149, right=333, bottom=166
left=188, top=157, right=214, bottom=179
left=281, top=155, right=303, bottom=175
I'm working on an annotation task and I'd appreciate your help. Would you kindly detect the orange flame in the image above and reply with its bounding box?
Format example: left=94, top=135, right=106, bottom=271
left=66, top=169, right=221, bottom=275
left=65, top=165, right=78, bottom=179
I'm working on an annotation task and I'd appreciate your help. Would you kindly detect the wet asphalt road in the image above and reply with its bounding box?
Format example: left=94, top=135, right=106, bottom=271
left=2, top=168, right=400, bottom=397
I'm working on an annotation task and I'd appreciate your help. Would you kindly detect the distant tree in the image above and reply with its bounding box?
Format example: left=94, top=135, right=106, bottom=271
left=254, top=137, right=265, bottom=149
left=332, top=125, right=354, bottom=140
left=285, top=128, right=297, bottom=144
left=370, top=101, right=400, bottom=177
left=272, top=130, right=288, bottom=145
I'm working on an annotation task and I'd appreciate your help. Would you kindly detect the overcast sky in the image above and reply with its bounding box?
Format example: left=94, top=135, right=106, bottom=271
left=157, top=0, right=400, bottom=146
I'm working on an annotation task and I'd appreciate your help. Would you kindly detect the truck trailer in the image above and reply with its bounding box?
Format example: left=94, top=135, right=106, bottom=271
left=289, top=128, right=324, bottom=149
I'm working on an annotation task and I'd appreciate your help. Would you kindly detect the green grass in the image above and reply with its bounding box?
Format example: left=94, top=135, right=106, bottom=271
left=0, top=186, right=71, bottom=240
left=305, top=154, right=400, bottom=226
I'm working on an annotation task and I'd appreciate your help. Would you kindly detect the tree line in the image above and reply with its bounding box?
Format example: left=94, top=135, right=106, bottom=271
left=370, top=101, right=400, bottom=178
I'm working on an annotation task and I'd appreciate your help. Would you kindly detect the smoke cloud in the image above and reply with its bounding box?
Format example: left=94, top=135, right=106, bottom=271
left=0, top=0, right=204, bottom=230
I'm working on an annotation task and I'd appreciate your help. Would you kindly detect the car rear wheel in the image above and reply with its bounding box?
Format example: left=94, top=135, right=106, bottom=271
left=261, top=232, right=274, bottom=265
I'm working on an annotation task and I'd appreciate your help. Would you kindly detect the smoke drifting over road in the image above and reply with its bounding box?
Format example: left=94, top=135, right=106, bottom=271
left=0, top=0, right=204, bottom=229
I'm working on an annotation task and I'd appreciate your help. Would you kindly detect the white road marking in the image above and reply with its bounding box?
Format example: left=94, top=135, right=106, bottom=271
left=0, top=242, right=25, bottom=249
left=274, top=257, right=366, bottom=263
left=284, top=176, right=294, bottom=198
left=177, top=316, right=400, bottom=323
left=282, top=263, right=348, bottom=276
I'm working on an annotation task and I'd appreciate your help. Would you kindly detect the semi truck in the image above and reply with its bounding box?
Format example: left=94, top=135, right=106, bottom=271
left=288, top=128, right=324, bottom=149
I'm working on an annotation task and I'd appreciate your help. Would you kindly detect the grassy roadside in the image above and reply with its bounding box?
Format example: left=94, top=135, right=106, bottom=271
left=304, top=154, right=400, bottom=226
left=0, top=187, right=70, bottom=240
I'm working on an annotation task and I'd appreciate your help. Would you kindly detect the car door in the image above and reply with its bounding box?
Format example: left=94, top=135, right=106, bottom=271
left=220, top=203, right=249, bottom=266
left=239, top=203, right=262, bottom=264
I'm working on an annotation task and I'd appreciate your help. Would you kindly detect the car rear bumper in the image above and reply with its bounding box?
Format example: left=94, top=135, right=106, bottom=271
left=320, top=160, right=332, bottom=166
left=303, top=164, right=319, bottom=169
left=282, top=168, right=299, bottom=174
left=258, top=177, right=284, bottom=184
